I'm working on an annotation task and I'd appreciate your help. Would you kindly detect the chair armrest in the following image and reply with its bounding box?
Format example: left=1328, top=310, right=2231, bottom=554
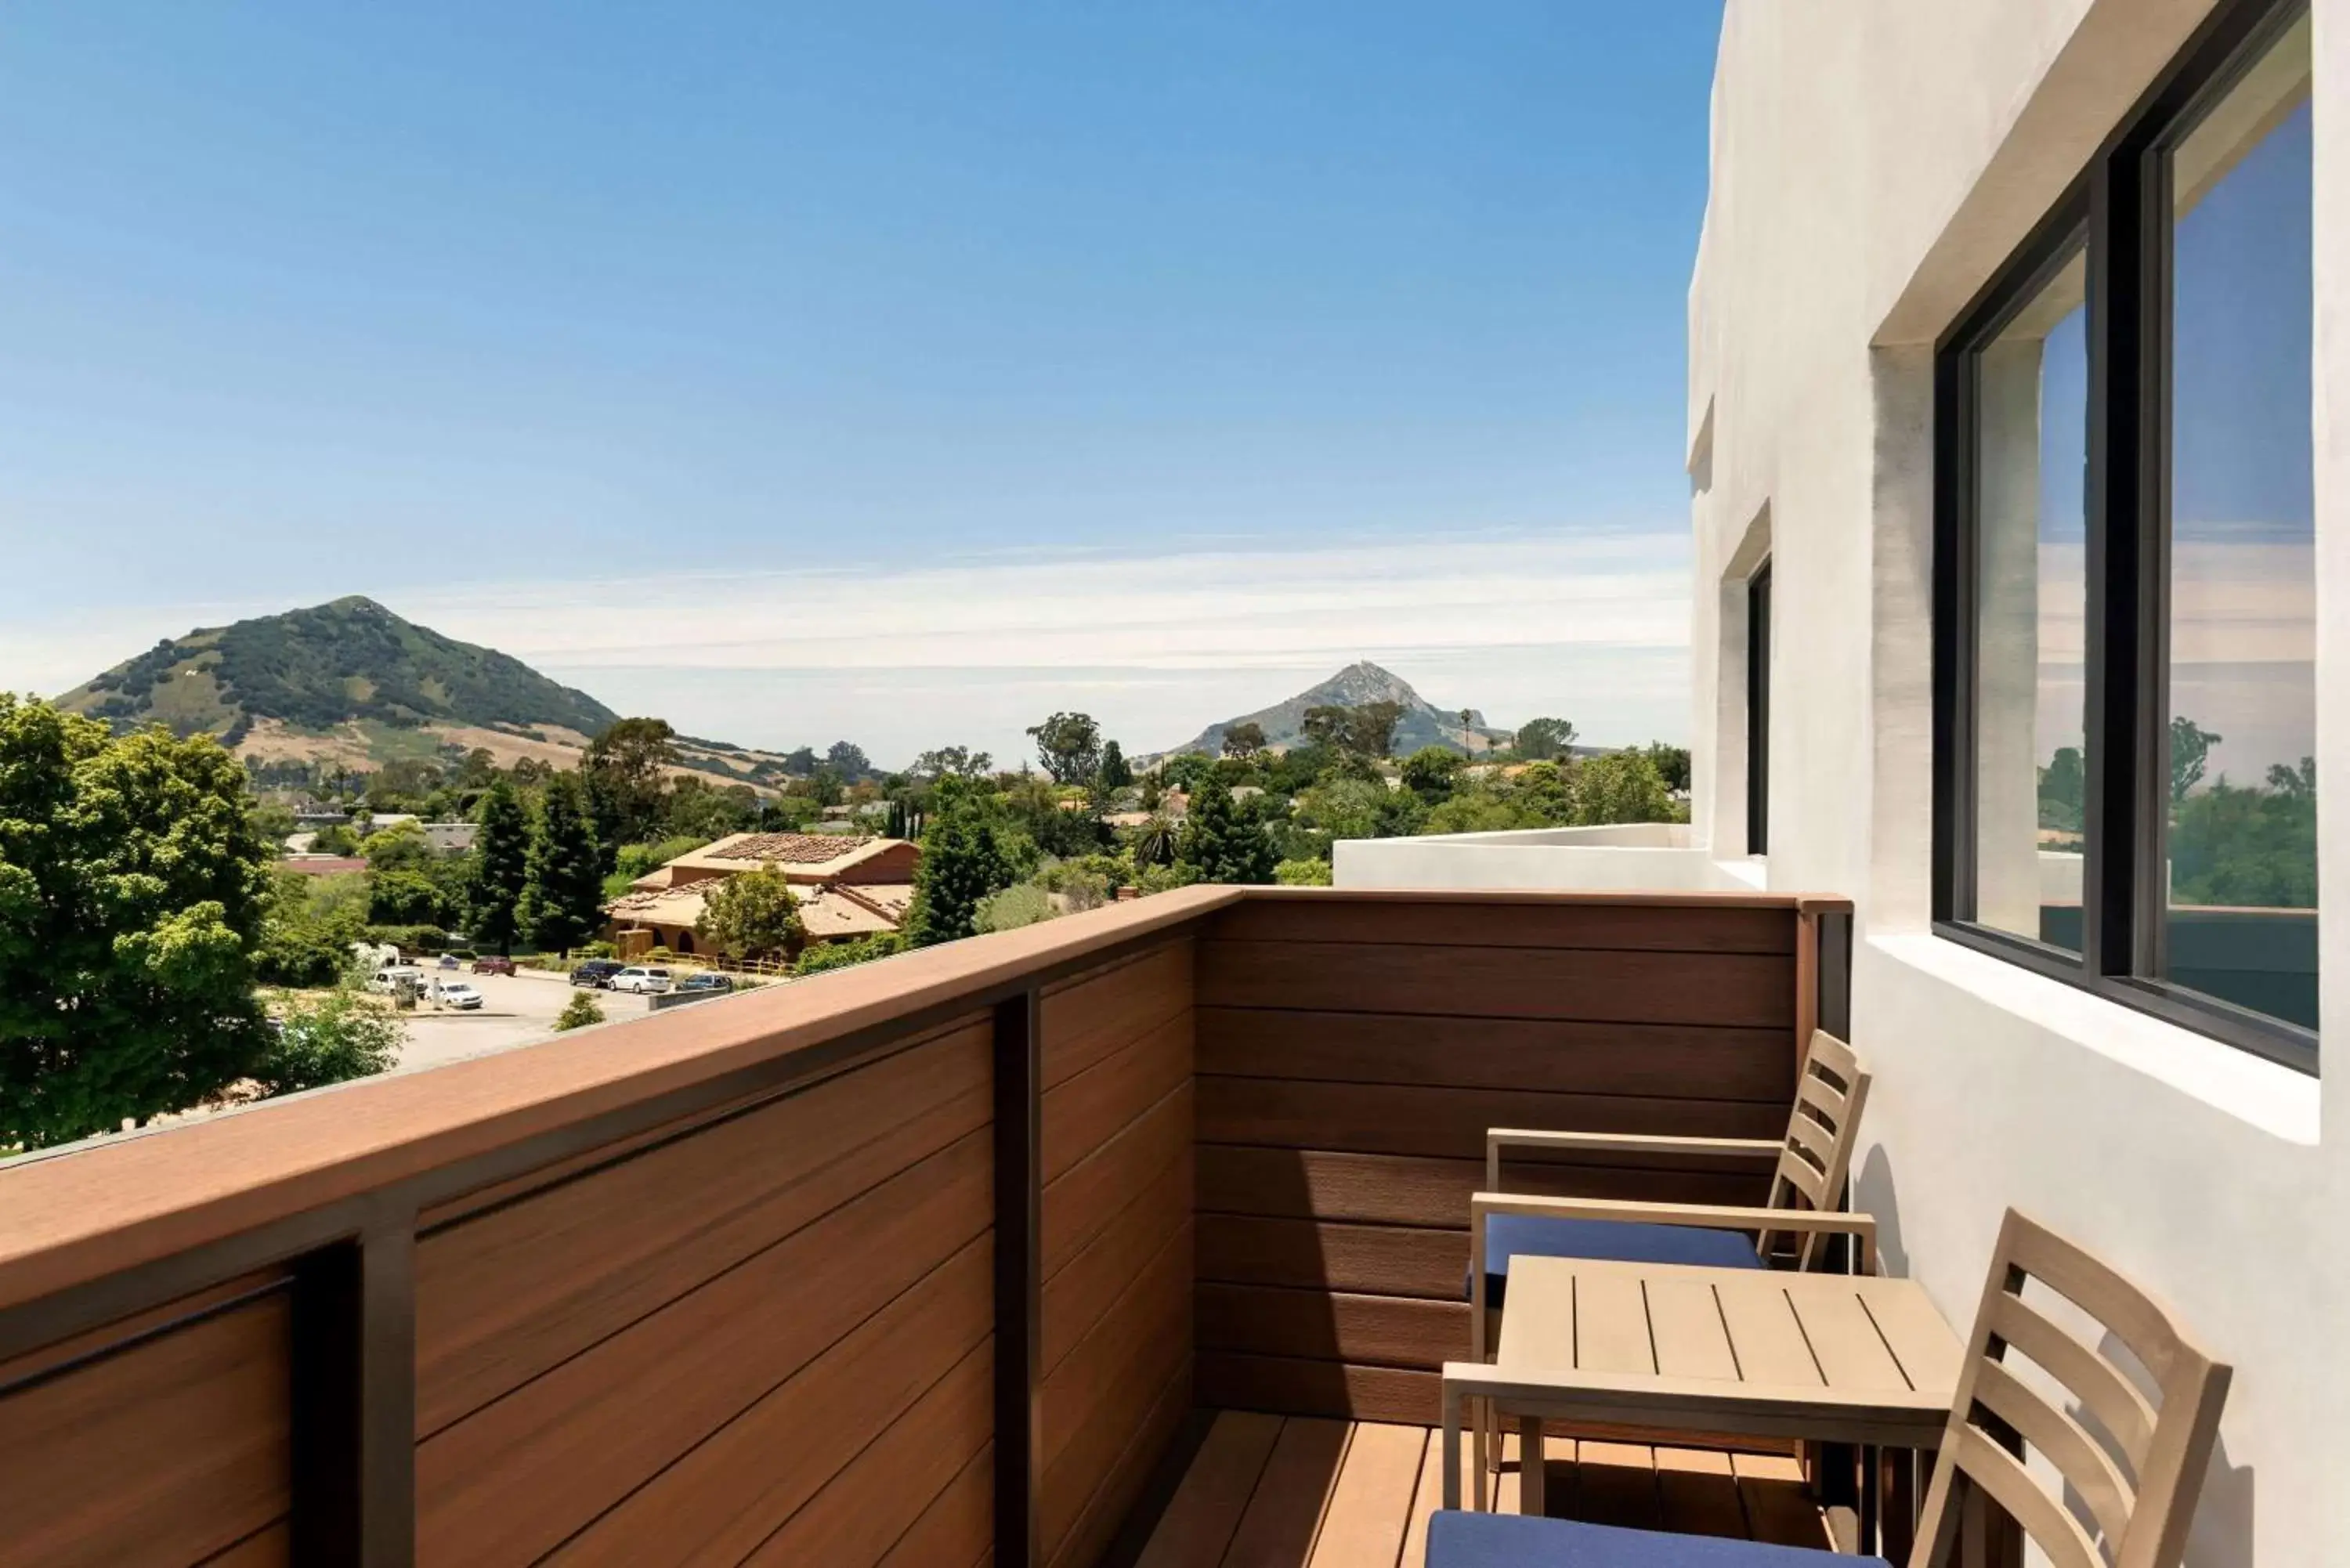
left=1484, top=1129, right=1781, bottom=1187
left=1470, top=1192, right=1876, bottom=1274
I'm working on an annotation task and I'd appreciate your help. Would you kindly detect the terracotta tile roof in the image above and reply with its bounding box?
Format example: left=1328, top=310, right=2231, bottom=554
left=836, top=882, right=915, bottom=921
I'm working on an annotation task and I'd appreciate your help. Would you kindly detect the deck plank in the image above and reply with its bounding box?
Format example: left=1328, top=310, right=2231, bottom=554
left=1731, top=1451, right=1831, bottom=1548
left=1133, top=1411, right=1283, bottom=1568
left=1394, top=1428, right=1463, bottom=1568
left=1565, top=1440, right=1662, bottom=1531
left=1219, top=1418, right=1352, bottom=1568
left=1654, top=1447, right=1746, bottom=1539
left=1306, top=1422, right=1427, bottom=1568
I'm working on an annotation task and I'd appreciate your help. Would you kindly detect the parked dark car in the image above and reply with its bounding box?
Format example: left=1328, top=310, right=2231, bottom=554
left=569, top=959, right=626, bottom=988
left=471, top=956, right=518, bottom=976
left=672, top=973, right=735, bottom=995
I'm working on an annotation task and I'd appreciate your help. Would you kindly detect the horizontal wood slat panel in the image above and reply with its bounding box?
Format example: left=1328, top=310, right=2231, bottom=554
left=1198, top=1078, right=1787, bottom=1163
left=415, top=1023, right=989, bottom=1435
left=1044, top=1152, right=1191, bottom=1377
left=1039, top=1267, right=1191, bottom=1563
left=197, top=1522, right=291, bottom=1567
left=418, top=1130, right=991, bottom=1568
left=0, top=1294, right=292, bottom=1568
left=1197, top=1284, right=1467, bottom=1371
left=1041, top=1223, right=1193, bottom=1479
left=1208, top=900, right=1795, bottom=954
left=1196, top=1353, right=1441, bottom=1427
left=1047, top=1357, right=1192, bottom=1568
left=1196, top=1216, right=1468, bottom=1302
left=880, top=1442, right=992, bottom=1568
left=1198, top=1010, right=1790, bottom=1101
left=1198, top=941, right=1795, bottom=1028
left=1043, top=941, right=1193, bottom=1089
left=1196, top=1147, right=1770, bottom=1227
left=1043, top=1011, right=1192, bottom=1185
left=1044, top=1082, right=1192, bottom=1281
left=733, top=1339, right=991, bottom=1567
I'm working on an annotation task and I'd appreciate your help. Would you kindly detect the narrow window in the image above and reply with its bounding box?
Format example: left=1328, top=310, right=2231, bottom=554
left=1746, top=560, right=1771, bottom=855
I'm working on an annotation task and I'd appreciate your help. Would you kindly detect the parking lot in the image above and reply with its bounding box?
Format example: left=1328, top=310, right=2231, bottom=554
left=395, top=969, right=656, bottom=1072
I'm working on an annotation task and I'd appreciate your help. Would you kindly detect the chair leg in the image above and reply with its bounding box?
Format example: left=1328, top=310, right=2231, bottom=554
left=1518, top=1415, right=1547, bottom=1517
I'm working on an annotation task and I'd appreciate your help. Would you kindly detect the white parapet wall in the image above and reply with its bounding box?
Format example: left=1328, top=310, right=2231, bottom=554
left=1333, top=823, right=1766, bottom=893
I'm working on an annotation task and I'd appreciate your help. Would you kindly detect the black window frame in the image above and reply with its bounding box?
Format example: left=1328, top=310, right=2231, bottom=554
left=1746, top=559, right=1771, bottom=856
left=1931, top=0, right=2316, bottom=1075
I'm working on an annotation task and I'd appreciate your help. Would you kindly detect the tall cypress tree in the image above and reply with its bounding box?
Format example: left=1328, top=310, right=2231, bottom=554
left=467, top=778, right=531, bottom=956
left=905, top=787, right=1013, bottom=947
left=521, top=771, right=605, bottom=953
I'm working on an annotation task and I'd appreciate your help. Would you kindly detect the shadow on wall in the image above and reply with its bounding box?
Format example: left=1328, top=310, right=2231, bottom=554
left=1851, top=1143, right=1911, bottom=1281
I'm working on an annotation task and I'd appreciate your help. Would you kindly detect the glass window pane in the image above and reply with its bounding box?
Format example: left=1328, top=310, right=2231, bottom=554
left=1973, top=241, right=2089, bottom=950
left=2163, top=15, right=2316, bottom=1028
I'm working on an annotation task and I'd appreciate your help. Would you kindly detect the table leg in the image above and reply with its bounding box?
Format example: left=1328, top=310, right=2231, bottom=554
left=1517, top=1414, right=1546, bottom=1517
left=1859, top=1445, right=1880, bottom=1555
left=1882, top=1443, right=1924, bottom=1565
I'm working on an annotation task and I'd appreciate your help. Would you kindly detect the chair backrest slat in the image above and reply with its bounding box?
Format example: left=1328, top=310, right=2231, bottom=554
left=1911, top=1211, right=2232, bottom=1568
left=1758, top=1028, right=1870, bottom=1270
left=1986, top=1290, right=2157, bottom=1469
left=1970, top=1358, right=2134, bottom=1545
left=1944, top=1429, right=2105, bottom=1568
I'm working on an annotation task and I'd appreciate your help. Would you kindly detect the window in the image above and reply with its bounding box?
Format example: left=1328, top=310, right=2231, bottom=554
left=1747, top=560, right=1771, bottom=855
left=1935, top=0, right=2315, bottom=1070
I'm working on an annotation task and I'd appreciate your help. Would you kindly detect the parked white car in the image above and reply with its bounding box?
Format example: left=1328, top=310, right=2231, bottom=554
left=367, top=966, right=426, bottom=996
left=430, top=981, right=484, bottom=1010
left=608, top=966, right=674, bottom=995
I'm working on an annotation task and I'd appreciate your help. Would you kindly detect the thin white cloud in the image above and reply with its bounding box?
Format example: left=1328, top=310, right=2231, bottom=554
left=2, top=527, right=1695, bottom=765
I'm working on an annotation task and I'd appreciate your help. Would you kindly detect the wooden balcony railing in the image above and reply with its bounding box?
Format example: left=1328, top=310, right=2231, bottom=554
left=0, top=886, right=1850, bottom=1568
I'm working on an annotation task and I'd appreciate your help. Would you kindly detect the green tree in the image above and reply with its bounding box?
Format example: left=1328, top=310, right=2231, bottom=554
left=1221, top=721, right=1268, bottom=761
left=1641, top=742, right=1692, bottom=794
left=1400, top=746, right=1463, bottom=803
left=468, top=779, right=531, bottom=954
left=0, top=698, right=274, bottom=1149
left=521, top=772, right=606, bottom=952
left=975, top=880, right=1055, bottom=933
left=1572, top=750, right=1677, bottom=826
left=361, top=819, right=432, bottom=874
left=1026, top=711, right=1103, bottom=786
left=825, top=740, right=873, bottom=780
left=1274, top=858, right=1332, bottom=886
left=2170, top=717, right=2222, bottom=804
left=2037, top=746, right=2086, bottom=835
left=554, top=992, right=606, bottom=1031
left=1177, top=776, right=1277, bottom=885
left=1514, top=717, right=1578, bottom=761
left=696, top=862, right=804, bottom=959
left=913, top=745, right=993, bottom=781
left=257, top=991, right=402, bottom=1096
left=368, top=869, right=449, bottom=927
left=906, top=786, right=1015, bottom=946
left=1130, top=813, right=1180, bottom=867
left=1097, top=739, right=1133, bottom=790
left=584, top=717, right=679, bottom=854
left=1303, top=703, right=1403, bottom=758
left=2171, top=758, right=2316, bottom=908
left=794, top=931, right=906, bottom=975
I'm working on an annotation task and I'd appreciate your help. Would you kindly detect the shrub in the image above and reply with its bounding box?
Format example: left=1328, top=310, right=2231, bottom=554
left=554, top=992, right=606, bottom=1031
left=258, top=992, right=402, bottom=1096
left=1274, top=858, right=1333, bottom=886
left=975, top=881, right=1055, bottom=933
left=794, top=932, right=908, bottom=976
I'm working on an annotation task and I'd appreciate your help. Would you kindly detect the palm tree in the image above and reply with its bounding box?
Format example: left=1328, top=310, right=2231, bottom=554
left=1133, top=813, right=1180, bottom=867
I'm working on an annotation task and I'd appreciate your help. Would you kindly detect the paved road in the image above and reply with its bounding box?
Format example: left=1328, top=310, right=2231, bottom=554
left=396, top=970, right=654, bottom=1072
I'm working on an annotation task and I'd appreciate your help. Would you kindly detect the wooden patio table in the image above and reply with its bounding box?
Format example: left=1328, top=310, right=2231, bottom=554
left=1449, top=1254, right=1965, bottom=1552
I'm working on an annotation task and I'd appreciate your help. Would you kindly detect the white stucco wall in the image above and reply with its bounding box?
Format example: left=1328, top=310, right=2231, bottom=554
left=1690, top=2, right=2343, bottom=1560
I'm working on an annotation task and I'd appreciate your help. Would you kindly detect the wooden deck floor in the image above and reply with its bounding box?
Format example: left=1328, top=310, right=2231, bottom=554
left=1129, top=1412, right=1833, bottom=1568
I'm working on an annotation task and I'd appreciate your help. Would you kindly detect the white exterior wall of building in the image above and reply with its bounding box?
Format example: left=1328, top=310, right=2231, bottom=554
left=1340, top=1, right=2342, bottom=1556
left=1694, top=2, right=2341, bottom=1559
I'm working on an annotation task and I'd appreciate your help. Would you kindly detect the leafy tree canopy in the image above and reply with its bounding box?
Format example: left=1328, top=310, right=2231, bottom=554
left=521, top=771, right=605, bottom=952
left=1400, top=746, right=1463, bottom=803
left=1514, top=717, right=1578, bottom=761
left=1097, top=739, right=1133, bottom=791
left=0, top=697, right=275, bottom=1149
left=1177, top=775, right=1277, bottom=885
left=258, top=990, right=401, bottom=1097
left=468, top=778, right=532, bottom=955
left=914, top=745, right=994, bottom=781
left=1221, top=721, right=1268, bottom=760
left=696, top=862, right=804, bottom=960
left=1026, top=711, right=1103, bottom=786
left=825, top=740, right=873, bottom=780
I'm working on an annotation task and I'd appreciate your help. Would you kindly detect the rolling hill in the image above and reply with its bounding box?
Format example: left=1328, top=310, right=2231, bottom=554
left=1156, top=660, right=1517, bottom=760
left=51, top=598, right=805, bottom=790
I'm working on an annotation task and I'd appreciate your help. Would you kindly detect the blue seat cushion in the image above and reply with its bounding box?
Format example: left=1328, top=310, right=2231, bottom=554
left=1426, top=1511, right=1886, bottom=1566
left=1470, top=1214, right=1762, bottom=1307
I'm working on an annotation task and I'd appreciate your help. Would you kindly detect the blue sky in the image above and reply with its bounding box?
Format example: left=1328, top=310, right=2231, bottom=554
left=0, top=2, right=1721, bottom=764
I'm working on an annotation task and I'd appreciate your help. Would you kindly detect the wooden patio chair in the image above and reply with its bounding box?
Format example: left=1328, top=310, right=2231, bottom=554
left=1430, top=1208, right=2235, bottom=1568
left=1468, top=1030, right=1872, bottom=1471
